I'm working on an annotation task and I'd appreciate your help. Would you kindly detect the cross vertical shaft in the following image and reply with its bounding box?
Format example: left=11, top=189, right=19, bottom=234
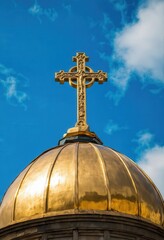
left=76, top=75, right=87, bottom=129
left=73, top=53, right=89, bottom=130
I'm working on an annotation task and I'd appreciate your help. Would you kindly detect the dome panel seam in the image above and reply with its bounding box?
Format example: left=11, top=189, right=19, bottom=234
left=89, top=143, right=111, bottom=210
left=44, top=143, right=71, bottom=213
left=74, top=142, right=79, bottom=210
left=13, top=159, right=38, bottom=222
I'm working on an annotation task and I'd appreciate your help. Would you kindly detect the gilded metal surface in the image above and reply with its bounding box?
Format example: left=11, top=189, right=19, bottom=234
left=0, top=143, right=163, bottom=229
left=55, top=53, right=107, bottom=133
left=15, top=148, right=61, bottom=220
left=0, top=163, right=32, bottom=227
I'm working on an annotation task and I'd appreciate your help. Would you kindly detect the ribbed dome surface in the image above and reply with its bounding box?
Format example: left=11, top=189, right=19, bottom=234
left=0, top=142, right=163, bottom=229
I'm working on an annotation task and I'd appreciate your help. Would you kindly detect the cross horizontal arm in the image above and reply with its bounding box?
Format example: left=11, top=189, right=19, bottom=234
left=55, top=71, right=78, bottom=84
left=55, top=70, right=107, bottom=85
left=84, top=71, right=107, bottom=83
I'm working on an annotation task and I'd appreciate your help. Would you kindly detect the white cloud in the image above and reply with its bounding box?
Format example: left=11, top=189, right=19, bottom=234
left=108, top=0, right=164, bottom=104
left=0, top=64, right=28, bottom=108
left=105, top=119, right=127, bottom=135
left=115, top=0, right=164, bottom=81
left=138, top=145, right=164, bottom=197
left=134, top=129, right=163, bottom=197
left=29, top=2, right=58, bottom=22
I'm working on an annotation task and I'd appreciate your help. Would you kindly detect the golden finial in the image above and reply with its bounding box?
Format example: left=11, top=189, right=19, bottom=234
left=55, top=52, right=107, bottom=144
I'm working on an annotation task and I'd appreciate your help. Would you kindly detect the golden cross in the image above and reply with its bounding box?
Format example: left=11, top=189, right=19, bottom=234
left=55, top=52, right=107, bottom=132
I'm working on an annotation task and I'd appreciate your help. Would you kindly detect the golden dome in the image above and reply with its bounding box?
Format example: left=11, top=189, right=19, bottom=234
left=0, top=142, right=163, bottom=229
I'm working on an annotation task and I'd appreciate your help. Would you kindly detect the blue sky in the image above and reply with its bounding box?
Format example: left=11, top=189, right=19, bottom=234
left=0, top=0, right=164, bottom=201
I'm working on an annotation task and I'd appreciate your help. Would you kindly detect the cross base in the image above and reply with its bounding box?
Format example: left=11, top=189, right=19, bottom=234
left=58, top=131, right=103, bottom=145
left=67, top=125, right=90, bottom=133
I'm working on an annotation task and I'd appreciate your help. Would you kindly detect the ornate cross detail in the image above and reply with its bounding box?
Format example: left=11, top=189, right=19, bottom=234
left=55, top=52, right=107, bottom=133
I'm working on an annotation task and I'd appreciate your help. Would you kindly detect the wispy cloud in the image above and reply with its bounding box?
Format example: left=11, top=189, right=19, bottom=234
left=137, top=145, right=164, bottom=197
left=89, top=12, right=114, bottom=45
left=0, top=64, right=14, bottom=76
left=134, top=130, right=154, bottom=149
left=106, top=66, right=131, bottom=104
left=0, top=64, right=28, bottom=108
left=133, top=130, right=154, bottom=156
left=29, top=1, right=58, bottom=23
left=109, top=0, right=128, bottom=26
left=104, top=119, right=127, bottom=135
left=101, top=13, right=113, bottom=32
left=62, top=3, right=72, bottom=15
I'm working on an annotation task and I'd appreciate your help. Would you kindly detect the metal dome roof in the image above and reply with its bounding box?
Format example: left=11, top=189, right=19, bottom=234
left=0, top=142, right=163, bottom=229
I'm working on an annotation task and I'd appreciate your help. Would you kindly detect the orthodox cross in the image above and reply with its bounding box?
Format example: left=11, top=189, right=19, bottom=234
left=55, top=52, right=107, bottom=132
